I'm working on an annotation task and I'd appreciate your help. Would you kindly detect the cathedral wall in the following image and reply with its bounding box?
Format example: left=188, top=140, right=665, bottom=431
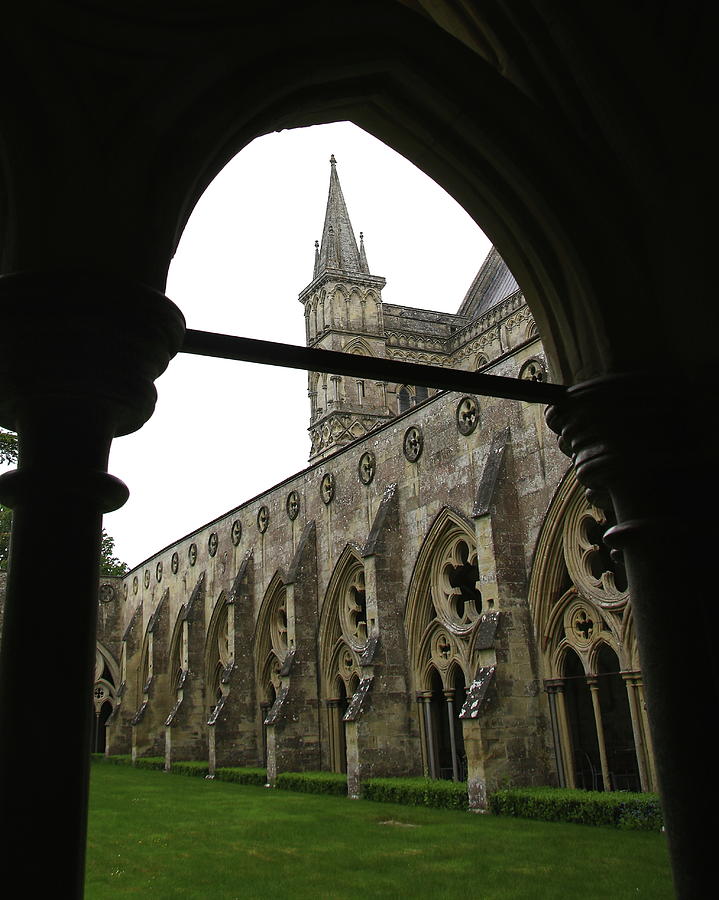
left=95, top=329, right=568, bottom=783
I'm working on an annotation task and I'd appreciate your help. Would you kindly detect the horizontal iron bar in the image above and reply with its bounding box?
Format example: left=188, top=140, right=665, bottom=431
left=181, top=329, right=567, bottom=405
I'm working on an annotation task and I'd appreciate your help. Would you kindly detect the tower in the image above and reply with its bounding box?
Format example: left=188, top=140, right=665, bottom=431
left=299, top=156, right=392, bottom=461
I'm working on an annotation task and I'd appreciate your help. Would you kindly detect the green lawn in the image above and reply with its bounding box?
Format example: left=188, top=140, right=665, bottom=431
left=86, top=764, right=673, bottom=899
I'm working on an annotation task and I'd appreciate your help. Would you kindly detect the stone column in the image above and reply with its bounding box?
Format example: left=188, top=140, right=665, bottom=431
left=587, top=676, right=610, bottom=791
left=623, top=671, right=650, bottom=792
left=547, top=372, right=719, bottom=897
left=444, top=690, right=459, bottom=781
left=419, top=693, right=436, bottom=779
left=0, top=273, right=183, bottom=896
left=544, top=679, right=567, bottom=788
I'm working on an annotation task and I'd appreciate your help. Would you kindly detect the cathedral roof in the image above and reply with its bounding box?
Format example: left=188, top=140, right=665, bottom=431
left=314, top=155, right=371, bottom=279
left=455, top=246, right=519, bottom=320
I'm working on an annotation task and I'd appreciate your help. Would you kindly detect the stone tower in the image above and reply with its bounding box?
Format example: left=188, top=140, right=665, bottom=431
left=299, top=156, right=391, bottom=460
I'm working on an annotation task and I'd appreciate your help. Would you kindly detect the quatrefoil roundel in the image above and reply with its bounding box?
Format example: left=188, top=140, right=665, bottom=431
left=257, top=506, right=270, bottom=533
left=188, top=543, right=198, bottom=566
left=456, top=396, right=479, bottom=436
left=171, top=551, right=179, bottom=574
left=286, top=490, right=300, bottom=520
left=403, top=426, right=423, bottom=462
left=321, top=473, right=335, bottom=505
left=231, top=520, right=242, bottom=546
left=358, top=451, right=376, bottom=485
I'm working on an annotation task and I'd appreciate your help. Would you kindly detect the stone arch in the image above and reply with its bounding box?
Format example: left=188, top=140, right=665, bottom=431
left=204, top=590, right=232, bottom=713
left=253, top=571, right=289, bottom=702
left=167, top=608, right=187, bottom=694
left=406, top=507, right=479, bottom=780
left=529, top=469, right=650, bottom=792
left=93, top=642, right=120, bottom=753
left=319, top=544, right=368, bottom=688
left=319, top=544, right=367, bottom=773
left=342, top=337, right=375, bottom=357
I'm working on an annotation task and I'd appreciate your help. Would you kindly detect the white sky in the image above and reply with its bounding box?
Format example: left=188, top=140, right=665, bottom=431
left=101, top=122, right=490, bottom=567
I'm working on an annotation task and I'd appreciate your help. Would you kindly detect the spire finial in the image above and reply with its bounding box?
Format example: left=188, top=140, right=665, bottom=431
left=330, top=153, right=336, bottom=166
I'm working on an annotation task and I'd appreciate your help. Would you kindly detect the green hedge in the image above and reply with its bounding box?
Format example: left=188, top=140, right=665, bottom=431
left=363, top=777, right=468, bottom=811
left=215, top=767, right=267, bottom=788
left=133, top=756, right=165, bottom=771
left=488, top=787, right=663, bottom=831
left=275, top=771, right=348, bottom=796
left=171, top=761, right=210, bottom=778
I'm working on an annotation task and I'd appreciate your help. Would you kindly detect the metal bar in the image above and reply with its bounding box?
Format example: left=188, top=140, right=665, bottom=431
left=181, top=329, right=567, bottom=405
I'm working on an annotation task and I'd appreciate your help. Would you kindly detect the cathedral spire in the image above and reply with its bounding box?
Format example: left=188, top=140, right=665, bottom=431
left=313, top=155, right=366, bottom=279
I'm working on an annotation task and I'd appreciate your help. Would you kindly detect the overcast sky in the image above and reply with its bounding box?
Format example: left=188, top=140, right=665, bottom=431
left=100, top=122, right=490, bottom=567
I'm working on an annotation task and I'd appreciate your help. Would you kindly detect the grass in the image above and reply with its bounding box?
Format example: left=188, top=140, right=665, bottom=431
left=86, top=764, right=673, bottom=899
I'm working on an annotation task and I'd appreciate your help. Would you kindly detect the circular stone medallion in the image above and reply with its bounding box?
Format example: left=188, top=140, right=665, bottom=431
left=171, top=551, right=179, bottom=574
left=99, top=583, right=115, bottom=604
left=188, top=543, right=198, bottom=566
left=132, top=575, right=138, bottom=595
left=155, top=561, right=163, bottom=583
left=231, top=519, right=242, bottom=546
left=358, top=451, right=376, bottom=485
left=456, top=396, right=479, bottom=435
left=403, top=426, right=423, bottom=462
left=143, top=569, right=150, bottom=588
left=257, top=506, right=270, bottom=533
left=320, top=473, right=335, bottom=505
left=286, top=490, right=300, bottom=520
left=208, top=532, right=218, bottom=557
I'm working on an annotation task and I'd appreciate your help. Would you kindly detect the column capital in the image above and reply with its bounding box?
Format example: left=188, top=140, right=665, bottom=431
left=0, top=270, right=185, bottom=438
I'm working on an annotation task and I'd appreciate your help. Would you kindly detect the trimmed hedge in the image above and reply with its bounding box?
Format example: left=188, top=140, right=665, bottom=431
left=133, top=757, right=165, bottom=771
left=488, top=787, right=663, bottom=831
left=215, top=767, right=268, bottom=788
left=363, top=777, right=468, bottom=811
left=275, top=771, right=348, bottom=796
left=171, top=761, right=210, bottom=778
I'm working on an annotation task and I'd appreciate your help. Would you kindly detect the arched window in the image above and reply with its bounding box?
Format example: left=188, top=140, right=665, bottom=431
left=528, top=469, right=651, bottom=792
left=398, top=386, right=411, bottom=414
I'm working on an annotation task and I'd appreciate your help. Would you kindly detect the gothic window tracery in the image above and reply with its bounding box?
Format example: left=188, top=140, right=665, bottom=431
left=406, top=510, right=481, bottom=781
left=319, top=548, right=369, bottom=773
left=528, top=469, right=649, bottom=793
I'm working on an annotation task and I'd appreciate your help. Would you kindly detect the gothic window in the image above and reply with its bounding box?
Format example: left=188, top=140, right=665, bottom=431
left=415, top=385, right=428, bottom=403
left=528, top=469, right=649, bottom=792
left=93, top=645, right=118, bottom=753
left=406, top=509, right=480, bottom=781
left=205, top=594, right=232, bottom=713
left=398, top=385, right=411, bottom=414
left=319, top=547, right=368, bottom=772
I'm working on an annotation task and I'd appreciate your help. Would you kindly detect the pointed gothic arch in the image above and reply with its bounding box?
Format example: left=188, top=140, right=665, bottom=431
left=92, top=642, right=120, bottom=753
left=204, top=590, right=232, bottom=714
left=406, top=507, right=480, bottom=780
left=254, top=572, right=289, bottom=690
left=319, top=544, right=367, bottom=773
left=528, top=469, right=651, bottom=792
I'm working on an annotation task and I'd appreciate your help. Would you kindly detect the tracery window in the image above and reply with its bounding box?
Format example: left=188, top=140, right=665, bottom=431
left=406, top=509, right=481, bottom=781
left=320, top=548, right=368, bottom=773
left=529, top=470, right=652, bottom=792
